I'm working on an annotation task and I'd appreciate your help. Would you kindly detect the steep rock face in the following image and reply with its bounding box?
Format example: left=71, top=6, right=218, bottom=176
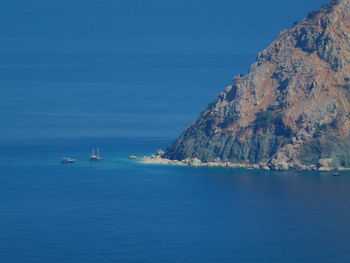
left=165, top=0, right=350, bottom=170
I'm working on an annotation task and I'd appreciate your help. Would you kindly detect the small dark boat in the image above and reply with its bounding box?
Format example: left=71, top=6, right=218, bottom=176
left=61, top=157, right=76, bottom=163
left=333, top=172, right=341, bottom=176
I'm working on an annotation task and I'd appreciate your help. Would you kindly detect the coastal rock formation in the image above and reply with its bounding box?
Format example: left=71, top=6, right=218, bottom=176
left=164, top=0, right=350, bottom=170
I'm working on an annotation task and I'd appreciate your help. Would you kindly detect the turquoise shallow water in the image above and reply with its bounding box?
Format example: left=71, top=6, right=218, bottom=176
left=1, top=0, right=350, bottom=262
left=1, top=138, right=350, bottom=263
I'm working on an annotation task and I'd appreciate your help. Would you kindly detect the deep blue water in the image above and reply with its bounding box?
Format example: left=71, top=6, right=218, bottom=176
left=1, top=0, right=350, bottom=262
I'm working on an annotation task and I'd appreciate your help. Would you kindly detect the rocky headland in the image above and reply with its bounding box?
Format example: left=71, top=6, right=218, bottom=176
left=145, top=0, right=350, bottom=171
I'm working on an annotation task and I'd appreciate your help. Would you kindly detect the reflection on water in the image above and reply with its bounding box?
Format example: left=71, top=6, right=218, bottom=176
left=1, top=138, right=349, bottom=262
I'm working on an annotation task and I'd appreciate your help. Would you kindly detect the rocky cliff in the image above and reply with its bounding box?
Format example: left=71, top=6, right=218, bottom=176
left=164, top=0, right=350, bottom=170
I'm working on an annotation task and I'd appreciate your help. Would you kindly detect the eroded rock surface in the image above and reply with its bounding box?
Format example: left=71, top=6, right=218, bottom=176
left=164, top=0, right=350, bottom=170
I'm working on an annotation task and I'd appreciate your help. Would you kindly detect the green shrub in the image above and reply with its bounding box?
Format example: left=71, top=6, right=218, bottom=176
left=254, top=110, right=284, bottom=128
left=253, top=110, right=292, bottom=137
left=254, top=110, right=275, bottom=128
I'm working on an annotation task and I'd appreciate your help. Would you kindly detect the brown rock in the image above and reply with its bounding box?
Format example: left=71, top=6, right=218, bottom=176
left=164, top=0, right=350, bottom=170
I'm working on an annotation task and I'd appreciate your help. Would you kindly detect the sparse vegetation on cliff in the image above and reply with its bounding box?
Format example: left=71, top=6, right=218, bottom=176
left=307, top=0, right=341, bottom=19
left=254, top=110, right=281, bottom=129
left=164, top=0, right=350, bottom=170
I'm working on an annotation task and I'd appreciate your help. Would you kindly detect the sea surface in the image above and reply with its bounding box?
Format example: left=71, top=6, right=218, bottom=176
left=1, top=0, right=350, bottom=262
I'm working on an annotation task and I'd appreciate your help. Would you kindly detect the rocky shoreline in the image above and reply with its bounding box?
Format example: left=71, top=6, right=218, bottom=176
left=161, top=0, right=350, bottom=171
left=139, top=152, right=350, bottom=172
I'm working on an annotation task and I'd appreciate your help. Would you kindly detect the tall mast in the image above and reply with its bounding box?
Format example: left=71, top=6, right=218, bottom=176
left=92, top=148, right=95, bottom=156
left=97, top=148, right=100, bottom=157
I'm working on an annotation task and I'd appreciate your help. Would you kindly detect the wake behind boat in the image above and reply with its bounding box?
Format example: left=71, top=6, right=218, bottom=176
left=90, top=148, right=102, bottom=161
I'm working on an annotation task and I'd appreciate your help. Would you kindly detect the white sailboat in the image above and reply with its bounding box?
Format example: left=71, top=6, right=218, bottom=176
left=90, top=147, right=102, bottom=161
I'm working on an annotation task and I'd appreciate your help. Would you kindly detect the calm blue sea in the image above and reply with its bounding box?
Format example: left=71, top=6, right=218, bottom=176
left=1, top=0, right=349, bottom=262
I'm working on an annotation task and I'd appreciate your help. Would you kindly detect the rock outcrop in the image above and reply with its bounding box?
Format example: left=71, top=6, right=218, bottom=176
left=164, top=0, right=350, bottom=170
